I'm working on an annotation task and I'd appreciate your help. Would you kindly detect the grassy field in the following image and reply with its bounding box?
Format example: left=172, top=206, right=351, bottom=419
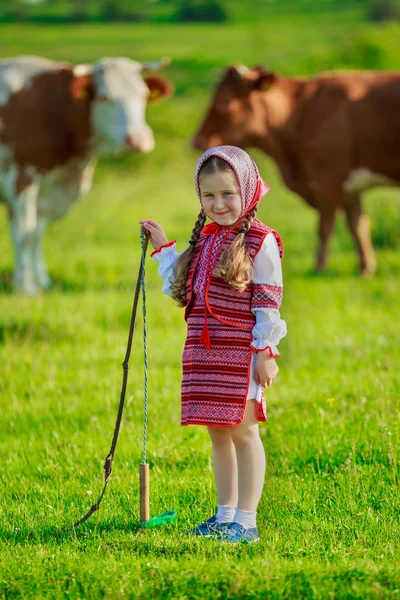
left=1, top=10, right=400, bottom=600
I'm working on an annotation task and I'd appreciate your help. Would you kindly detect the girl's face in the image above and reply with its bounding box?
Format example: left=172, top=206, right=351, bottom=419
left=199, top=169, right=242, bottom=226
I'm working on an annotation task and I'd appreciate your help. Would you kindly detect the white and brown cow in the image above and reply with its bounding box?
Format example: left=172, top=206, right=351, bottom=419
left=0, top=55, right=172, bottom=294
left=193, top=65, right=400, bottom=275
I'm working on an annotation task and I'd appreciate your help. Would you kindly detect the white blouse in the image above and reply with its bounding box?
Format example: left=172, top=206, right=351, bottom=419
left=151, top=232, right=287, bottom=358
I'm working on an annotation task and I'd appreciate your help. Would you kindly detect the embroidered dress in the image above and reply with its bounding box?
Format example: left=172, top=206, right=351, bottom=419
left=151, top=145, right=287, bottom=427
left=152, top=226, right=286, bottom=427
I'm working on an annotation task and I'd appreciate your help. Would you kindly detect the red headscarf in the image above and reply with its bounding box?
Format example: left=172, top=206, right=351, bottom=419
left=194, top=145, right=270, bottom=234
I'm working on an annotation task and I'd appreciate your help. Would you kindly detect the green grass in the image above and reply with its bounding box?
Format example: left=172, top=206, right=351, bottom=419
left=1, top=13, right=400, bottom=600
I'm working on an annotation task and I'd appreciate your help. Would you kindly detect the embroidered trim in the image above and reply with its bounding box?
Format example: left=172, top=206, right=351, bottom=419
left=250, top=343, right=280, bottom=358
left=184, top=221, right=283, bottom=329
left=150, top=239, right=176, bottom=257
left=184, top=236, right=207, bottom=321
left=201, top=224, right=268, bottom=330
left=251, top=284, right=283, bottom=310
left=271, top=230, right=284, bottom=261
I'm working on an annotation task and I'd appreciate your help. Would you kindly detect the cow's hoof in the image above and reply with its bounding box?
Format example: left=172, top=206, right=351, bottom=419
left=38, top=275, right=52, bottom=289
left=360, top=265, right=376, bottom=277
left=14, top=278, right=41, bottom=296
left=313, top=265, right=326, bottom=275
left=14, top=286, right=41, bottom=296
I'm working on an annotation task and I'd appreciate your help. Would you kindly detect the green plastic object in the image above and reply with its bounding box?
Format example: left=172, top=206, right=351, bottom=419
left=140, top=510, right=177, bottom=529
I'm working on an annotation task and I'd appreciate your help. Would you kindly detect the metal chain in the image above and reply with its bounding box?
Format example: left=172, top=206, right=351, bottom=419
left=140, top=229, right=148, bottom=465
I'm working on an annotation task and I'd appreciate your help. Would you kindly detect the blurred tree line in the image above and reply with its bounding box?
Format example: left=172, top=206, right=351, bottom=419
left=2, top=0, right=399, bottom=23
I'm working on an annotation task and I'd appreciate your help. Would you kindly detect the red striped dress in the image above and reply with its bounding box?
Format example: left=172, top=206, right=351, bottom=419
left=152, top=219, right=285, bottom=428
left=182, top=233, right=257, bottom=427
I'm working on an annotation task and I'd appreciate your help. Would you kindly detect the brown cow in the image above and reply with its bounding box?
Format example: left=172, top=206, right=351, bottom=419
left=0, top=56, right=173, bottom=294
left=193, top=65, right=400, bottom=275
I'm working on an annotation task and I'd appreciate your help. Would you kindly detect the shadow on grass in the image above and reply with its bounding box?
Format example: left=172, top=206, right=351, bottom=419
left=0, top=270, right=12, bottom=294
left=302, top=266, right=357, bottom=279
left=0, top=270, right=87, bottom=295
left=0, top=515, right=142, bottom=546
left=49, top=277, right=147, bottom=295
left=0, top=272, right=149, bottom=296
left=46, top=276, right=87, bottom=294
left=0, top=318, right=76, bottom=344
left=303, top=261, right=400, bottom=280
left=2, top=265, right=350, bottom=296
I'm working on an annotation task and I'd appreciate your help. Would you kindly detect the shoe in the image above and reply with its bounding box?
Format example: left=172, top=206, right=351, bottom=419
left=218, top=522, right=260, bottom=544
left=185, top=515, right=230, bottom=537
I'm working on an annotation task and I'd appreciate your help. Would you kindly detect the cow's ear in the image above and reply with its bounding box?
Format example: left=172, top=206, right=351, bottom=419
left=254, top=72, right=276, bottom=92
left=70, top=74, right=94, bottom=102
left=144, top=75, right=174, bottom=103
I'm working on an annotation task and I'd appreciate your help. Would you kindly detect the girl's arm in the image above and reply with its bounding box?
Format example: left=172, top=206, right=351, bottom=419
left=140, top=220, right=179, bottom=297
left=151, top=240, right=180, bottom=297
left=251, top=232, right=287, bottom=359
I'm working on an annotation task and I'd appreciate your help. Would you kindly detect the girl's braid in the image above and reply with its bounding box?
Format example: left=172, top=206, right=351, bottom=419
left=238, top=205, right=258, bottom=235
left=171, top=208, right=207, bottom=307
left=189, top=208, right=207, bottom=245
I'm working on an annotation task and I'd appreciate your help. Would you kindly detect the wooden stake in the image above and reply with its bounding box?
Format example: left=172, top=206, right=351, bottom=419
left=140, top=463, right=150, bottom=523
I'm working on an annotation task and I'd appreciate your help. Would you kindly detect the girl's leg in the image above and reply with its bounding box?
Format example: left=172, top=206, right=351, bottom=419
left=230, top=401, right=266, bottom=513
left=207, top=426, right=238, bottom=509
left=186, top=425, right=236, bottom=535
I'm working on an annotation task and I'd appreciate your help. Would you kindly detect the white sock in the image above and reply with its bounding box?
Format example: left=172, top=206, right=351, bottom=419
left=233, top=509, right=257, bottom=530
left=216, top=504, right=236, bottom=524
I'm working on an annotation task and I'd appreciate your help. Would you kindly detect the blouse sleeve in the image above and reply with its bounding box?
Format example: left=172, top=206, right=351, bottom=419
left=250, top=232, right=287, bottom=357
left=150, top=240, right=180, bottom=297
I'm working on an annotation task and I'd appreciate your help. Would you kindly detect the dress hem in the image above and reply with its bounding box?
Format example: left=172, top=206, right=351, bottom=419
left=181, top=347, right=267, bottom=427
left=181, top=416, right=268, bottom=427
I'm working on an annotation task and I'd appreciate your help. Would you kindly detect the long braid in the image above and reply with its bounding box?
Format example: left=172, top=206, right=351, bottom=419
left=171, top=208, right=207, bottom=307
left=238, top=205, right=258, bottom=235
left=189, top=208, right=207, bottom=244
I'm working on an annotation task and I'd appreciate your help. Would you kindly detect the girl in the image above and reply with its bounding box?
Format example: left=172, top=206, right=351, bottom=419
left=140, top=145, right=286, bottom=544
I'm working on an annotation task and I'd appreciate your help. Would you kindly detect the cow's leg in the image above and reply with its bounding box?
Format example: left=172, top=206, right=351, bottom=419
left=343, top=197, right=376, bottom=276
left=10, top=183, right=40, bottom=295
left=316, top=207, right=337, bottom=272
left=32, top=217, right=52, bottom=289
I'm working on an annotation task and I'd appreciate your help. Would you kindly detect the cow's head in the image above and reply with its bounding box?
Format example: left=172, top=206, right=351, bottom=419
left=193, top=65, right=276, bottom=151
left=71, top=57, right=173, bottom=154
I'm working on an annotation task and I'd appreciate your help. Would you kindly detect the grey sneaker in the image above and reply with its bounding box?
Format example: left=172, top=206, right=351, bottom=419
left=219, top=522, right=260, bottom=544
left=185, top=515, right=229, bottom=538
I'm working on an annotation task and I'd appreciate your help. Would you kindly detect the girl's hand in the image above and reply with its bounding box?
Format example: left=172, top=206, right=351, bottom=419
left=139, top=220, right=169, bottom=251
left=254, top=353, right=279, bottom=387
